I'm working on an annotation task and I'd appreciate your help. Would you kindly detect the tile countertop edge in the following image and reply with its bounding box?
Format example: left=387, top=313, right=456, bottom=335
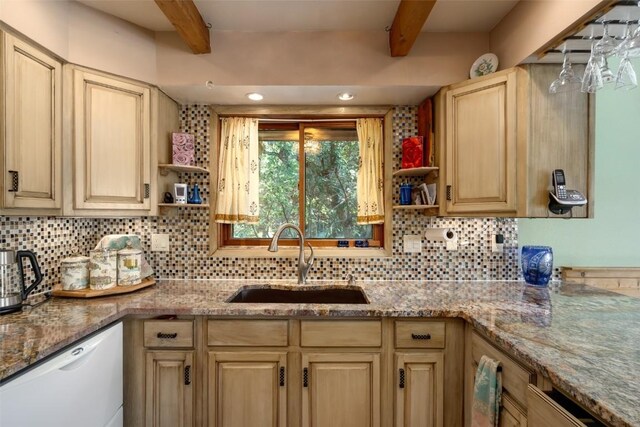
left=0, top=279, right=638, bottom=427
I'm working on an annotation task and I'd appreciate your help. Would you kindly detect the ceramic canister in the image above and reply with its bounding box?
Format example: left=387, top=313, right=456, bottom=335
left=60, top=254, right=90, bottom=291
left=89, top=249, right=118, bottom=290
left=117, top=246, right=142, bottom=286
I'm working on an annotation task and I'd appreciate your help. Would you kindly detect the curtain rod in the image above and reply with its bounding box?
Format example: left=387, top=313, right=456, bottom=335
left=258, top=118, right=358, bottom=123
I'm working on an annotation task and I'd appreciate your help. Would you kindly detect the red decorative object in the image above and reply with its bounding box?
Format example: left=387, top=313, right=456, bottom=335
left=402, top=136, right=423, bottom=169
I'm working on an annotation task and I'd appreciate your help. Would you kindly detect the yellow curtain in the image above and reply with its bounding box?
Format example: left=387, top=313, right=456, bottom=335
left=356, top=118, right=385, bottom=224
left=214, top=117, right=260, bottom=223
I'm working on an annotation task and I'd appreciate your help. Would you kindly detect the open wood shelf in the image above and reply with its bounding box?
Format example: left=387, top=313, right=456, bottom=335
left=392, top=166, right=438, bottom=177
left=158, top=164, right=210, bottom=175
left=393, top=204, right=439, bottom=210
left=158, top=203, right=210, bottom=208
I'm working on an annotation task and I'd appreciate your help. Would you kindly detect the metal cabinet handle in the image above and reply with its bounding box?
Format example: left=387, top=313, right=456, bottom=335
left=8, top=170, right=18, bottom=192
left=157, top=332, right=178, bottom=339
left=279, top=366, right=285, bottom=387
left=399, top=368, right=405, bottom=388
left=144, top=183, right=150, bottom=199
left=303, top=368, right=308, bottom=388
left=411, top=333, right=431, bottom=340
left=184, top=365, right=191, bottom=385
left=446, top=185, right=452, bottom=201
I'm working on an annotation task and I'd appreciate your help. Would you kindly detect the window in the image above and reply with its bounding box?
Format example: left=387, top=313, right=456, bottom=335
left=221, top=121, right=384, bottom=248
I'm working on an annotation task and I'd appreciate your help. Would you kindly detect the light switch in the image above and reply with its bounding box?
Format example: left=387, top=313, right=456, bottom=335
left=403, top=234, right=422, bottom=253
left=151, top=234, right=170, bottom=252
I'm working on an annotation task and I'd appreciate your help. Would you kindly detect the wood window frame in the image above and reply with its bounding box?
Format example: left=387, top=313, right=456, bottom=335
left=208, top=106, right=393, bottom=258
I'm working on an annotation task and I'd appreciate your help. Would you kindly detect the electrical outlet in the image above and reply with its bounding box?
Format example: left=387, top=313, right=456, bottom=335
left=491, top=234, right=504, bottom=253
left=403, top=234, right=422, bottom=253
left=151, top=234, right=170, bottom=252
left=446, top=239, right=458, bottom=251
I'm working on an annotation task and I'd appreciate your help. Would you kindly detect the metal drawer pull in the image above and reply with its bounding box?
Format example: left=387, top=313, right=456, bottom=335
left=411, top=333, right=431, bottom=340
left=303, top=368, right=309, bottom=388
left=279, top=367, right=285, bottom=387
left=399, top=368, right=405, bottom=388
left=184, top=365, right=191, bottom=385
left=8, top=170, right=18, bottom=192
left=157, top=332, right=178, bottom=339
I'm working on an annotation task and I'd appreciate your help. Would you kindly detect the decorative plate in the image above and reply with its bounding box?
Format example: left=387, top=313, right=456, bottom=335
left=470, top=53, right=499, bottom=78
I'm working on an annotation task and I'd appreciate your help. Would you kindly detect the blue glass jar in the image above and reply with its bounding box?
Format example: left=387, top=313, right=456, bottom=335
left=521, top=246, right=553, bottom=287
left=399, top=183, right=413, bottom=205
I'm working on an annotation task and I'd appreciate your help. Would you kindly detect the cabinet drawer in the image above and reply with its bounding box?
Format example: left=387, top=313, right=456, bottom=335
left=471, top=332, right=534, bottom=407
left=300, top=320, right=382, bottom=347
left=527, top=385, right=602, bottom=427
left=395, top=321, right=445, bottom=348
left=143, top=320, right=194, bottom=348
left=207, top=320, right=288, bottom=346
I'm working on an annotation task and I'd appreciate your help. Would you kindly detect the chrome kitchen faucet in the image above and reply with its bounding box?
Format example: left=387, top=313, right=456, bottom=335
left=268, top=223, right=315, bottom=285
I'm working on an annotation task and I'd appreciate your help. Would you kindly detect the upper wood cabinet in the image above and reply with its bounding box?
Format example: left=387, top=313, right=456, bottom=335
left=0, top=32, right=62, bottom=213
left=68, top=66, right=152, bottom=213
left=443, top=69, right=518, bottom=215
left=437, top=65, right=593, bottom=218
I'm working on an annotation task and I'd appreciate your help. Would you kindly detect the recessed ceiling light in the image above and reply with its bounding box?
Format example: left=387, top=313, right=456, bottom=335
left=205, top=80, right=214, bottom=89
left=246, top=92, right=264, bottom=101
left=338, top=92, right=355, bottom=101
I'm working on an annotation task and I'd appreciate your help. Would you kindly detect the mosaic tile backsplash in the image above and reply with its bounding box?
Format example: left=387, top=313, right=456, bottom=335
left=1, top=105, right=526, bottom=295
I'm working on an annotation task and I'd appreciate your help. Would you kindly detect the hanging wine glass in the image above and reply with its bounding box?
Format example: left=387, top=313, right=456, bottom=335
left=582, top=43, right=604, bottom=93
left=624, top=23, right=640, bottom=57
left=615, top=52, right=638, bottom=90
left=614, top=22, right=633, bottom=57
left=593, top=22, right=618, bottom=57
left=549, top=51, right=582, bottom=94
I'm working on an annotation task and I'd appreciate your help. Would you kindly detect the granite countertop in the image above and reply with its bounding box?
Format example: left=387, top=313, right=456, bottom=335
left=0, top=279, right=638, bottom=427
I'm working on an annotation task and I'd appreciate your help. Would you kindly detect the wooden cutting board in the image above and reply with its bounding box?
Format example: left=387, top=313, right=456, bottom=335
left=52, top=277, right=156, bottom=298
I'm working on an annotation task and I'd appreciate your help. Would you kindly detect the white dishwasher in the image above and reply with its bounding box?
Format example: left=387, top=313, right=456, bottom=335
left=0, top=322, right=123, bottom=427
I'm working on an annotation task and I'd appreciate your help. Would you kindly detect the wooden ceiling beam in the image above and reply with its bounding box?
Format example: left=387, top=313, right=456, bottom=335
left=389, top=0, right=437, bottom=57
left=154, top=0, right=211, bottom=54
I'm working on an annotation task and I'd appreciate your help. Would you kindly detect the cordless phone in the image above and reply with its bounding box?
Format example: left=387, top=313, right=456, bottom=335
left=552, top=169, right=567, bottom=200
left=550, top=169, right=586, bottom=206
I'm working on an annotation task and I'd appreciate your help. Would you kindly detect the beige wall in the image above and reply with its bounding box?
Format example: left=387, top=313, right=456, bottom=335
left=67, top=2, right=157, bottom=83
left=0, top=0, right=157, bottom=83
left=490, top=0, right=607, bottom=69
left=155, top=30, right=489, bottom=87
left=0, top=0, right=69, bottom=57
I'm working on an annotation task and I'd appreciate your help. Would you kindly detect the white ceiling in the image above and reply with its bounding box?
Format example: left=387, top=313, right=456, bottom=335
left=161, top=84, right=441, bottom=105
left=76, top=0, right=518, bottom=33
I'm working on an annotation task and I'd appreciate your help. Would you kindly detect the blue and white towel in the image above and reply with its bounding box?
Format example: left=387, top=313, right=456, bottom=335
left=472, top=355, right=502, bottom=427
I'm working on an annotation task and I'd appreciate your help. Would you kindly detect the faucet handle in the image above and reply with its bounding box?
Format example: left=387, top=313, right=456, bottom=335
left=347, top=273, right=355, bottom=285
left=305, top=242, right=315, bottom=267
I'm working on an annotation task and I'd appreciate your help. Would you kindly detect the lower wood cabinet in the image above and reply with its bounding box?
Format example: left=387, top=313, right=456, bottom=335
left=302, top=352, right=380, bottom=427
left=125, top=317, right=462, bottom=427
left=207, top=352, right=287, bottom=427
left=145, top=350, right=195, bottom=427
left=395, top=352, right=444, bottom=427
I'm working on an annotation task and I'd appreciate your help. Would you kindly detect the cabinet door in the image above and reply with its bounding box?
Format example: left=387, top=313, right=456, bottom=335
left=145, top=351, right=194, bottom=427
left=500, top=394, right=527, bottom=427
left=73, top=68, right=150, bottom=210
left=444, top=70, right=517, bottom=214
left=302, top=352, right=380, bottom=427
left=2, top=33, right=62, bottom=210
left=395, top=353, right=444, bottom=427
left=208, top=352, right=287, bottom=427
